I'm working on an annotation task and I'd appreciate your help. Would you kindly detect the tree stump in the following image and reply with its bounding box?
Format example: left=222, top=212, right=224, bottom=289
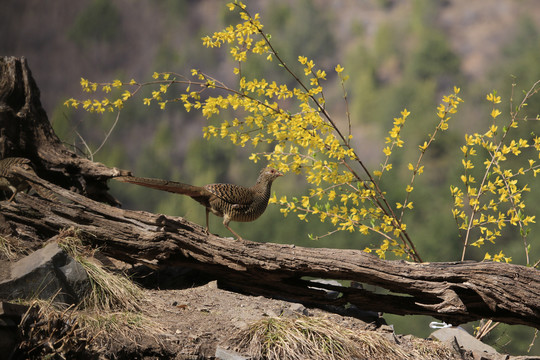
left=0, top=56, right=127, bottom=204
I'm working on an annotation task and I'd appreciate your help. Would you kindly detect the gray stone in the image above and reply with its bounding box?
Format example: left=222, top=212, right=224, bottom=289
left=308, top=279, right=343, bottom=299
left=0, top=301, right=31, bottom=355
left=215, top=346, right=248, bottom=360
left=0, top=243, right=90, bottom=304
left=232, top=319, right=248, bottom=330
left=431, top=327, right=499, bottom=356
left=59, top=255, right=90, bottom=297
left=263, top=308, right=281, bottom=317
left=280, top=302, right=310, bottom=318
left=289, top=302, right=309, bottom=315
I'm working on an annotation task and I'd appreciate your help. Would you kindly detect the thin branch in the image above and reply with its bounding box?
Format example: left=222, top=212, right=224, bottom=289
left=93, top=110, right=121, bottom=156
left=75, top=130, right=93, bottom=161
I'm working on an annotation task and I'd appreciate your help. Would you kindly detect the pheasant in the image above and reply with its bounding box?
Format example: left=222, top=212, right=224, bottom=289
left=114, top=167, right=283, bottom=239
left=0, top=157, right=56, bottom=201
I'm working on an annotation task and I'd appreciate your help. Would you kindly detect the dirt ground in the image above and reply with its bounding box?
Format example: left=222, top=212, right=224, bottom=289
left=117, top=277, right=461, bottom=360
left=140, top=281, right=379, bottom=358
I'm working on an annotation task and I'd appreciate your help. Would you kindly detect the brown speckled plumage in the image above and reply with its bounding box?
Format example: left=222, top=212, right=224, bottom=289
left=0, top=157, right=56, bottom=201
left=115, top=167, right=283, bottom=239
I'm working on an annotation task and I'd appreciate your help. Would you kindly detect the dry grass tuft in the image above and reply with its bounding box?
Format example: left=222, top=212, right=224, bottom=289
left=10, top=228, right=165, bottom=357
left=14, top=299, right=88, bottom=358
left=231, top=315, right=408, bottom=360
left=57, top=228, right=143, bottom=311
left=0, top=235, right=25, bottom=260
left=76, top=309, right=166, bottom=353
left=411, top=337, right=460, bottom=359
left=13, top=298, right=166, bottom=359
left=77, top=256, right=143, bottom=311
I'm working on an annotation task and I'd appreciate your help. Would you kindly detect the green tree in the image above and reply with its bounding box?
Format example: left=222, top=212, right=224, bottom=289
left=69, top=0, right=121, bottom=46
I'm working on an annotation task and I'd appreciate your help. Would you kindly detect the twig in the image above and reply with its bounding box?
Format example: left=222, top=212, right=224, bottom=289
left=93, top=110, right=121, bottom=156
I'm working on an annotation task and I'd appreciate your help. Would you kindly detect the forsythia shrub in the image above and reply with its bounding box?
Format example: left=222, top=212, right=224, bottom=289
left=65, top=1, right=540, bottom=265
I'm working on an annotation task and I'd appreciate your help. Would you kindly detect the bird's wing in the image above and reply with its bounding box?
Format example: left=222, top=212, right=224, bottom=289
left=0, top=157, right=32, bottom=177
left=204, top=183, right=254, bottom=206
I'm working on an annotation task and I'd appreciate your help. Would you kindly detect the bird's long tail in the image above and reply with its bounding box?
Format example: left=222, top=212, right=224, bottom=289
left=114, top=176, right=211, bottom=197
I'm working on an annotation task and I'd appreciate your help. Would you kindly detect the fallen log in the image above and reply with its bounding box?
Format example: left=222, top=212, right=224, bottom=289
left=3, top=168, right=540, bottom=328
left=0, top=56, right=539, bottom=329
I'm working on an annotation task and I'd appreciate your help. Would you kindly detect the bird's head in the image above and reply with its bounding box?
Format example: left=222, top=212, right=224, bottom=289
left=258, top=167, right=283, bottom=183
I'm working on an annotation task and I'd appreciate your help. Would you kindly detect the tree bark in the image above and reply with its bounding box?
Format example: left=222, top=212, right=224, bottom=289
left=0, top=56, right=128, bottom=205
left=1, top=56, right=539, bottom=329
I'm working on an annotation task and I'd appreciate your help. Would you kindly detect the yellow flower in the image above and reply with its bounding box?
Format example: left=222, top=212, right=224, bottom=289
left=486, top=92, right=501, bottom=104
left=490, top=109, right=501, bottom=119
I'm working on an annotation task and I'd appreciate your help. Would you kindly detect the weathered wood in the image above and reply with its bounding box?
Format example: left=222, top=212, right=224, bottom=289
left=3, top=168, right=540, bottom=328
left=0, top=56, right=128, bottom=205
left=1, top=55, right=539, bottom=329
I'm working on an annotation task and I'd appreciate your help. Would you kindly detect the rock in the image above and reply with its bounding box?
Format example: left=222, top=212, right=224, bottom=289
left=430, top=327, right=503, bottom=359
left=58, top=253, right=90, bottom=299
left=280, top=302, right=310, bottom=317
left=0, top=242, right=90, bottom=305
left=308, top=279, right=343, bottom=299
left=289, top=302, right=309, bottom=315
left=0, top=302, right=31, bottom=355
left=306, top=279, right=382, bottom=323
left=215, top=346, right=248, bottom=360
left=263, top=308, right=281, bottom=317
left=232, top=319, right=248, bottom=330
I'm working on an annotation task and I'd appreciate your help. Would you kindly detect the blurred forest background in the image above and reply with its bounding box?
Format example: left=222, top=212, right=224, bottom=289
left=2, top=0, right=540, bottom=354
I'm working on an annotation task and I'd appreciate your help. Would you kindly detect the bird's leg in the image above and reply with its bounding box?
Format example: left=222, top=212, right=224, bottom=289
left=224, top=224, right=243, bottom=240
left=204, top=208, right=210, bottom=234
left=223, top=217, right=243, bottom=240
left=7, top=186, right=17, bottom=202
